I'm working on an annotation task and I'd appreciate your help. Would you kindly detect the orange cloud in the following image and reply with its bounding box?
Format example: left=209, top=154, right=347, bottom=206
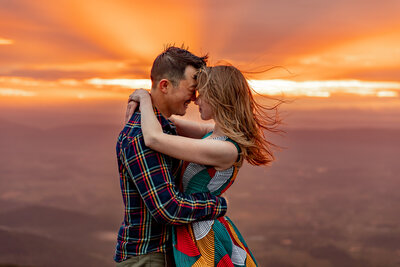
left=0, top=0, right=205, bottom=80
left=0, top=38, right=14, bottom=45
left=0, top=88, right=36, bottom=97
left=0, top=0, right=399, bottom=97
left=284, top=30, right=400, bottom=81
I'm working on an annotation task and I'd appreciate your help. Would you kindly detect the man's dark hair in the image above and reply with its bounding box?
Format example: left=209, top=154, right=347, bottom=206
left=150, top=45, right=208, bottom=89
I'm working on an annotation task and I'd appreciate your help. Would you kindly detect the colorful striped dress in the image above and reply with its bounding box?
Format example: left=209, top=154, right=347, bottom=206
left=172, top=133, right=258, bottom=266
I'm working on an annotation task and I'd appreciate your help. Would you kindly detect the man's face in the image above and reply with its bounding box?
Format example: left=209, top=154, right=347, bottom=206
left=167, top=65, right=198, bottom=116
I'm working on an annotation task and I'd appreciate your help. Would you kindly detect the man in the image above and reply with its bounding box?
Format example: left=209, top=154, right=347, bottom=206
left=114, top=46, right=228, bottom=266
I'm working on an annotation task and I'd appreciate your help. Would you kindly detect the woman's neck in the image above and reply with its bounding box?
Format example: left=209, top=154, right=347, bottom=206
left=211, top=124, right=225, bottom=137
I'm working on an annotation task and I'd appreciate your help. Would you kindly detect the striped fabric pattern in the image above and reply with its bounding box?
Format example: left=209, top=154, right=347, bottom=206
left=114, top=109, right=228, bottom=263
left=172, top=134, right=258, bottom=266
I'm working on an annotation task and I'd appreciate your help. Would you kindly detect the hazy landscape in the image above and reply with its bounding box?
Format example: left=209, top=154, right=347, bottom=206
left=0, top=100, right=399, bottom=267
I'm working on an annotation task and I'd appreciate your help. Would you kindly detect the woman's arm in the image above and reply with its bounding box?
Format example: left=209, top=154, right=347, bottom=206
left=169, top=116, right=214, bottom=139
left=131, top=90, right=238, bottom=170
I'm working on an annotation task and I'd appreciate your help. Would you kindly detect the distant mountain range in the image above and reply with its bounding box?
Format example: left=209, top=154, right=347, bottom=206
left=1, top=119, right=400, bottom=266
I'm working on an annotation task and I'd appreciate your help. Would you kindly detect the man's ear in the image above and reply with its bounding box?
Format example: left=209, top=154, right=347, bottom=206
left=159, top=79, right=170, bottom=94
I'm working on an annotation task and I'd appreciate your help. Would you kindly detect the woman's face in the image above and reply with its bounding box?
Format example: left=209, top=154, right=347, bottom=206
left=194, top=92, right=213, bottom=121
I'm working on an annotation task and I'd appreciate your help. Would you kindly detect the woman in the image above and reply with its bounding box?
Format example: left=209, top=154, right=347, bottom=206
left=127, top=65, right=282, bottom=266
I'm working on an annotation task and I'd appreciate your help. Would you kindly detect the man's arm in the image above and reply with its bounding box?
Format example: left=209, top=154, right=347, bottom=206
left=121, top=136, right=227, bottom=225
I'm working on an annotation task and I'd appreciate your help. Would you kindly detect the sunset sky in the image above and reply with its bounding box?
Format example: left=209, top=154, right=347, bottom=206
left=2, top=3, right=400, bottom=266
left=0, top=0, right=399, bottom=101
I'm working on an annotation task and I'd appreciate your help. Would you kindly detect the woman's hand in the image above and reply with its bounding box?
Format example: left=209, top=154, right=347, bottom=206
left=129, top=89, right=150, bottom=103
left=125, top=89, right=150, bottom=124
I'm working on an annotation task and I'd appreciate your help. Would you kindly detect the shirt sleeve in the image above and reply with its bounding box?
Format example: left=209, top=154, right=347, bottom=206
left=121, top=135, right=227, bottom=225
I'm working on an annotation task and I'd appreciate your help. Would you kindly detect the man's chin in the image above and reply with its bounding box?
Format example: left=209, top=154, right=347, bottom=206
left=176, top=111, right=186, bottom=116
left=175, top=107, right=188, bottom=116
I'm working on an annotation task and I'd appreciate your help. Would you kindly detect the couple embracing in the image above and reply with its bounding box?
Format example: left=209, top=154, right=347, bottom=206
left=114, top=46, right=280, bottom=267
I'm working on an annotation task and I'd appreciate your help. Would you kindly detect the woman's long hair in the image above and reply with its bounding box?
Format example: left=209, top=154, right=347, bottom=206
left=197, top=65, right=283, bottom=166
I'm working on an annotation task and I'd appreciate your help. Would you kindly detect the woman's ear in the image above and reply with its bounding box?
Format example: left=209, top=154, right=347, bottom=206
left=159, top=79, right=170, bottom=94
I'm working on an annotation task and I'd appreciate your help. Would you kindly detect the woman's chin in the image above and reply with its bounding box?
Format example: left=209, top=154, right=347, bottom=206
left=200, top=115, right=211, bottom=121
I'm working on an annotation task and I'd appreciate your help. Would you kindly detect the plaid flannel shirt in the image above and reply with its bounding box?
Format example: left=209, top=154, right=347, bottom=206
left=114, top=108, right=227, bottom=262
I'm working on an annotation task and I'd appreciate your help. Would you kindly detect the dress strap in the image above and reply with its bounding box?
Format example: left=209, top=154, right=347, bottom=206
left=225, top=138, right=242, bottom=163
left=202, top=131, right=213, bottom=139
left=202, top=132, right=242, bottom=163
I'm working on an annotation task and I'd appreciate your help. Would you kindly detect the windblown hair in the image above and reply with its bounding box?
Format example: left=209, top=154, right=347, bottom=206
left=197, top=65, right=283, bottom=166
left=150, top=45, right=208, bottom=89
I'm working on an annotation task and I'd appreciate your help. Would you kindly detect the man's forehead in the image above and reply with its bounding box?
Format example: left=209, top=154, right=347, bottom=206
left=192, top=72, right=198, bottom=80
left=182, top=66, right=199, bottom=87
left=184, top=65, right=197, bottom=76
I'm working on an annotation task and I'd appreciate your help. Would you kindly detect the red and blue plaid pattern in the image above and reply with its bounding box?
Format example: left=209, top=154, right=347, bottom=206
left=114, top=108, right=227, bottom=262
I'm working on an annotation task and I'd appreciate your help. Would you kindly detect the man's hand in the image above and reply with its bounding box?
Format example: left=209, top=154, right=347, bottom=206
left=220, top=193, right=229, bottom=206
left=125, top=101, right=138, bottom=124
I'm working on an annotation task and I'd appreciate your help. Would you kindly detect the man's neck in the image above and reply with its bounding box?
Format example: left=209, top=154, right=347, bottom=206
left=150, top=91, right=171, bottom=118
